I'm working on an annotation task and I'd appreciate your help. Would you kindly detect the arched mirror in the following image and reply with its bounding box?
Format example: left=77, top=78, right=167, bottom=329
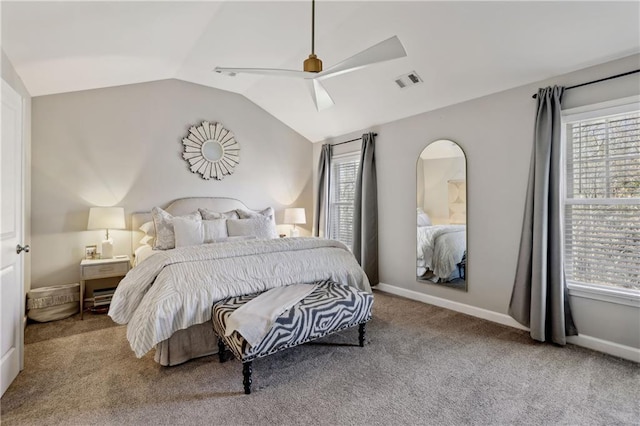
left=416, top=139, right=467, bottom=291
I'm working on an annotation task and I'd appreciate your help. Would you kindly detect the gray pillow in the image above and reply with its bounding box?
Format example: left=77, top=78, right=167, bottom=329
left=227, top=216, right=278, bottom=239
left=199, top=208, right=240, bottom=220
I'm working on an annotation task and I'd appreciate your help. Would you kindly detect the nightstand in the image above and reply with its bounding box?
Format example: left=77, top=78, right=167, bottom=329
left=80, top=256, right=130, bottom=319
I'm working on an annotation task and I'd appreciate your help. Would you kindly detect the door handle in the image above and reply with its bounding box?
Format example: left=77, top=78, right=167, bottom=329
left=16, top=244, right=30, bottom=254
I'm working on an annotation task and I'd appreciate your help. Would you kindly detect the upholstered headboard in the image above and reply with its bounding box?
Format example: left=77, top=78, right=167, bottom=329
left=131, top=197, right=252, bottom=252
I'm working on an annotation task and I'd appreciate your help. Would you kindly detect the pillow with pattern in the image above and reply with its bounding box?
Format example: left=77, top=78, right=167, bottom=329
left=236, top=207, right=276, bottom=225
left=151, top=207, right=201, bottom=250
left=198, top=208, right=240, bottom=220
left=227, top=216, right=278, bottom=239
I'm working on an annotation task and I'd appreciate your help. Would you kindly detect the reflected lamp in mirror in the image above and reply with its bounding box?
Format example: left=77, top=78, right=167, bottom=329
left=87, top=207, right=125, bottom=259
left=283, top=208, right=306, bottom=237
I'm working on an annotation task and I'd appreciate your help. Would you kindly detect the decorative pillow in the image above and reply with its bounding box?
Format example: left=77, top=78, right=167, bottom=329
left=227, top=216, right=278, bottom=239
left=417, top=208, right=432, bottom=227
left=173, top=217, right=205, bottom=248
left=151, top=207, right=201, bottom=250
left=199, top=208, right=240, bottom=220
left=202, top=219, right=228, bottom=242
left=236, top=207, right=275, bottom=223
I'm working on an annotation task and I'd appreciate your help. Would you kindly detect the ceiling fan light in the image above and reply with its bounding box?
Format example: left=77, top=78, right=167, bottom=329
left=303, top=54, right=323, bottom=73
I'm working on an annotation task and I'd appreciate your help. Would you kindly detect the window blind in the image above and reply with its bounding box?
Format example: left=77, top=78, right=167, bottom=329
left=564, top=110, right=640, bottom=290
left=329, top=154, right=360, bottom=251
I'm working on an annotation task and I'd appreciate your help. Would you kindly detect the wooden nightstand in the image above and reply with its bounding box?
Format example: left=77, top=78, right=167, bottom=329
left=80, top=256, right=130, bottom=319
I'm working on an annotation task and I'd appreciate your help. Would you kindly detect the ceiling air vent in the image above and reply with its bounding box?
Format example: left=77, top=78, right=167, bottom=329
left=395, top=71, right=423, bottom=89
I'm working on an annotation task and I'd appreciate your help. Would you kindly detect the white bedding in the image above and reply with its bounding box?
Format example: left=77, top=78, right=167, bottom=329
left=417, top=225, right=466, bottom=280
left=109, top=237, right=370, bottom=358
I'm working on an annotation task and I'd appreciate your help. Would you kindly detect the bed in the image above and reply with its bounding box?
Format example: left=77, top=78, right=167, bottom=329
left=416, top=224, right=466, bottom=282
left=109, top=197, right=371, bottom=366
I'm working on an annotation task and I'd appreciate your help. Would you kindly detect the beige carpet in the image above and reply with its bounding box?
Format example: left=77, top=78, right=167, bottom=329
left=1, top=291, right=638, bottom=425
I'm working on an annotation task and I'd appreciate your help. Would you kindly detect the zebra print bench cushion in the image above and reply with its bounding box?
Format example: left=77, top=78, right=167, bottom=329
left=212, top=280, right=373, bottom=363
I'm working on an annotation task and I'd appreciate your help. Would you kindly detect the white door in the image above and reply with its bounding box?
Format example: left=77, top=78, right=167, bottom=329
left=1, top=79, right=26, bottom=397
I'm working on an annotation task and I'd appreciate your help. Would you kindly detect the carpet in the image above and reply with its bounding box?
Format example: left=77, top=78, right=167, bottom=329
left=1, top=290, right=638, bottom=425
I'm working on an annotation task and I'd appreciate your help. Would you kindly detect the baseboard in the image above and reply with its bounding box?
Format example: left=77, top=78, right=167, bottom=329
left=567, top=334, right=640, bottom=363
left=375, top=282, right=639, bottom=363
left=375, top=282, right=527, bottom=331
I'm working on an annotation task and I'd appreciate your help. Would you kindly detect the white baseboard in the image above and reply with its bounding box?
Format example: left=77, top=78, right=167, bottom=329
left=375, top=282, right=640, bottom=363
left=567, top=334, right=640, bottom=363
left=375, top=282, right=528, bottom=331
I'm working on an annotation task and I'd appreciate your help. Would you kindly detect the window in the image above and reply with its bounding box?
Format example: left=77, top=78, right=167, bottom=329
left=329, top=152, right=360, bottom=250
left=562, top=99, right=640, bottom=292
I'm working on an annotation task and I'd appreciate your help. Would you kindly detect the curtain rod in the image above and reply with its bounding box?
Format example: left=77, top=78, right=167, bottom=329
left=531, top=69, right=640, bottom=99
left=330, top=133, right=378, bottom=147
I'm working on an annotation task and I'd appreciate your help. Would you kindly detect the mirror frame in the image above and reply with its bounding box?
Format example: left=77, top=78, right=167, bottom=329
left=181, top=121, right=240, bottom=181
left=416, top=139, right=468, bottom=292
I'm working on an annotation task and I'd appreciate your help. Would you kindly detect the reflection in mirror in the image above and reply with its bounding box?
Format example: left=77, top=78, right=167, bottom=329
left=416, top=139, right=467, bottom=291
left=202, top=140, right=224, bottom=162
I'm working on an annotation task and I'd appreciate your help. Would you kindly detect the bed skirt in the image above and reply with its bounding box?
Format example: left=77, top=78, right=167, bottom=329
left=154, top=321, right=218, bottom=366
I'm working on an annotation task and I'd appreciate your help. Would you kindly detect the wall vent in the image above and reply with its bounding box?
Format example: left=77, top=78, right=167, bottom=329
left=395, top=71, right=422, bottom=89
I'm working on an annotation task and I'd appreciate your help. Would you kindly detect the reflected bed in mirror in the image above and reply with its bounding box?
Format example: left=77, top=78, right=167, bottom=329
left=416, top=139, right=467, bottom=291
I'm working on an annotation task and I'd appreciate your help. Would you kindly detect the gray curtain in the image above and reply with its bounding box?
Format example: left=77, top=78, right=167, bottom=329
left=509, top=86, right=577, bottom=345
left=314, top=144, right=332, bottom=237
left=352, top=132, right=379, bottom=286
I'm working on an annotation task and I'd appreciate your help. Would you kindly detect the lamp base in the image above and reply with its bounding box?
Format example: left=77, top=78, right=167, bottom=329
left=101, top=238, right=114, bottom=259
left=290, top=228, right=300, bottom=238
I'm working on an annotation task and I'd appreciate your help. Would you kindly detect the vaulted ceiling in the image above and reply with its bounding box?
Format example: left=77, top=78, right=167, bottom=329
left=3, top=1, right=639, bottom=142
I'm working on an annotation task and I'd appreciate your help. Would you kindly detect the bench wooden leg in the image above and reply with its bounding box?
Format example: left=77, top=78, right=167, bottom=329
left=243, top=361, right=253, bottom=395
left=218, top=337, right=226, bottom=363
left=358, top=323, right=366, bottom=347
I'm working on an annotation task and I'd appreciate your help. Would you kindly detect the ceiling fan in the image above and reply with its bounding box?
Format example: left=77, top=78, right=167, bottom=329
left=214, top=0, right=407, bottom=111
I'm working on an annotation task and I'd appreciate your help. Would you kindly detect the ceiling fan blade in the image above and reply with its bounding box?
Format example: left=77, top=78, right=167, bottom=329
left=214, top=67, right=316, bottom=79
left=306, top=79, right=334, bottom=111
left=317, top=36, right=407, bottom=79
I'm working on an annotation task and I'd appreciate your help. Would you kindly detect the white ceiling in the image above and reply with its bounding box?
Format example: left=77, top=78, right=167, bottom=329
left=3, top=1, right=639, bottom=142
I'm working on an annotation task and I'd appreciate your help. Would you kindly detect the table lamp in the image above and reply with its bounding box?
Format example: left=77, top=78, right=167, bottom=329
left=284, top=208, right=306, bottom=237
left=87, top=207, right=125, bottom=259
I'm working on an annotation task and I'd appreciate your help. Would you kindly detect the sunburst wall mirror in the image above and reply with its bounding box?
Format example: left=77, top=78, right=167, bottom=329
left=182, top=121, right=240, bottom=180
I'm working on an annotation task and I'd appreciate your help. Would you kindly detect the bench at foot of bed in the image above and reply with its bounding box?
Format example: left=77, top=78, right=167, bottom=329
left=212, top=280, right=373, bottom=394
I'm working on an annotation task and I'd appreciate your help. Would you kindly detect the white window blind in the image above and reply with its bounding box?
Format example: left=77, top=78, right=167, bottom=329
left=329, top=153, right=360, bottom=251
left=563, top=106, right=640, bottom=291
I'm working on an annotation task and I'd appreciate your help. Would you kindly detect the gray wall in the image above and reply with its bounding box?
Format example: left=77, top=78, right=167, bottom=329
left=314, top=54, right=640, bottom=350
left=31, top=79, right=313, bottom=288
left=2, top=50, right=32, bottom=293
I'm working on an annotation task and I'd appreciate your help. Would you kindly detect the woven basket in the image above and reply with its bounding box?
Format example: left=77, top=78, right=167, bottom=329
left=27, top=283, right=80, bottom=322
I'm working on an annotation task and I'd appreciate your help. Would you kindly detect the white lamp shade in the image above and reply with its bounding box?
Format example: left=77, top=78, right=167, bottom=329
left=87, top=207, right=126, bottom=230
left=283, top=208, right=306, bottom=225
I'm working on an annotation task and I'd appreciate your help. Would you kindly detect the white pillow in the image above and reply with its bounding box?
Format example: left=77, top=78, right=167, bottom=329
left=417, top=208, right=432, bottom=227
left=151, top=207, right=201, bottom=250
left=203, top=219, right=228, bottom=242
left=173, top=217, right=204, bottom=248
left=173, top=218, right=229, bottom=247
left=199, top=208, right=239, bottom=220
left=227, top=216, right=278, bottom=239
left=139, top=221, right=156, bottom=237
left=139, top=234, right=154, bottom=246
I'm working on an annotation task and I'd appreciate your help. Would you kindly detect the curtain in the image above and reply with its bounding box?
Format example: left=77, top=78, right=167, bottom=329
left=509, top=86, right=577, bottom=345
left=314, top=144, right=332, bottom=237
left=352, top=132, right=379, bottom=286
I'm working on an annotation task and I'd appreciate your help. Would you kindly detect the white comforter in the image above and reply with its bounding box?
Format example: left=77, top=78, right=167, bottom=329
left=109, top=237, right=370, bottom=357
left=417, top=225, right=466, bottom=280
